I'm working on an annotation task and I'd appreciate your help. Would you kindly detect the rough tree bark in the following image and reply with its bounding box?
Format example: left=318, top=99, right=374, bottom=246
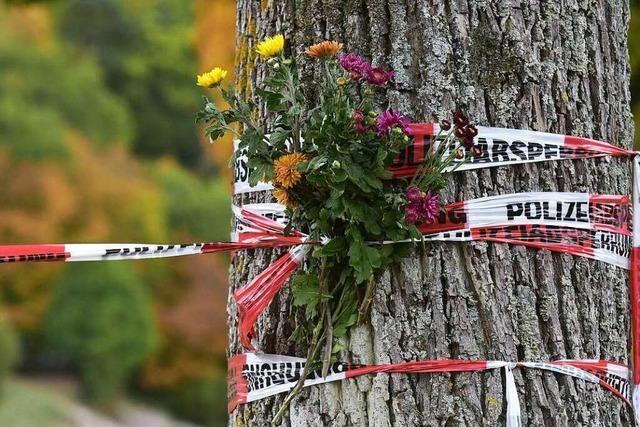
left=229, top=1, right=635, bottom=426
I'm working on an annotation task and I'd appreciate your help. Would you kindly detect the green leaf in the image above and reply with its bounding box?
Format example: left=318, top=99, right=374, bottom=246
left=292, top=274, right=323, bottom=318
left=347, top=230, right=381, bottom=283
left=332, top=287, right=358, bottom=337
left=314, top=236, right=347, bottom=258
left=248, top=160, right=273, bottom=186
left=332, top=342, right=346, bottom=354
left=270, top=126, right=291, bottom=148
left=306, top=154, right=329, bottom=172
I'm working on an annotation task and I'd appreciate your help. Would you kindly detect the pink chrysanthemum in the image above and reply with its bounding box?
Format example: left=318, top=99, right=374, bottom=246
left=420, top=191, right=440, bottom=223
left=366, top=67, right=394, bottom=85
left=405, top=186, right=422, bottom=203
left=404, top=188, right=440, bottom=225
left=338, top=53, right=372, bottom=79
left=376, top=110, right=410, bottom=137
left=404, top=204, right=420, bottom=224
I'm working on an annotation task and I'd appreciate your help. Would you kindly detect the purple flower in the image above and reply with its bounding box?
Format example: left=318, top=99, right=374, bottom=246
left=352, top=110, right=369, bottom=134
left=376, top=110, right=410, bottom=137
left=338, top=53, right=372, bottom=80
left=366, top=67, right=394, bottom=85
left=406, top=186, right=422, bottom=203
left=420, top=191, right=440, bottom=223
left=404, top=204, right=420, bottom=224
left=354, top=121, right=369, bottom=134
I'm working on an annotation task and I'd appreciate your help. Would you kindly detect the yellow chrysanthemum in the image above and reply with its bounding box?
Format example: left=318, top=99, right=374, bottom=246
left=273, top=152, right=307, bottom=189
left=273, top=188, right=296, bottom=209
left=306, top=40, right=343, bottom=58
left=256, top=34, right=285, bottom=59
left=197, top=67, right=228, bottom=88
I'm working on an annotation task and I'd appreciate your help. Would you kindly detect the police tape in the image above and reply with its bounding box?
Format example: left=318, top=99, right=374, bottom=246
left=4, top=189, right=625, bottom=266
left=391, top=123, right=634, bottom=176
left=227, top=352, right=631, bottom=427
left=233, top=124, right=635, bottom=194
left=420, top=226, right=630, bottom=270
left=232, top=193, right=633, bottom=350
left=417, top=192, right=630, bottom=236
left=0, top=206, right=306, bottom=264
left=234, top=193, right=632, bottom=239
left=232, top=192, right=632, bottom=268
left=234, top=244, right=311, bottom=349
left=234, top=226, right=632, bottom=350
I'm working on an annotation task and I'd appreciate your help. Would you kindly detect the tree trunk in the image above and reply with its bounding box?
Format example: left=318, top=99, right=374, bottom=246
left=229, top=1, right=635, bottom=426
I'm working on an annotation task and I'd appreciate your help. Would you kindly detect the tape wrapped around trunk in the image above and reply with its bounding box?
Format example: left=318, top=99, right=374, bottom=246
left=232, top=192, right=632, bottom=349
left=233, top=124, right=635, bottom=194
left=227, top=352, right=631, bottom=427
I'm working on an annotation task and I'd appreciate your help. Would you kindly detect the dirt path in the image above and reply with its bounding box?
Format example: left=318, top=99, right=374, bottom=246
left=10, top=376, right=201, bottom=427
left=67, top=402, right=200, bottom=427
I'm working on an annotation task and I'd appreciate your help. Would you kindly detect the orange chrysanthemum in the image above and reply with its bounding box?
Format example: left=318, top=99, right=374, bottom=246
left=306, top=41, right=343, bottom=58
left=273, top=152, right=307, bottom=189
left=273, top=188, right=296, bottom=209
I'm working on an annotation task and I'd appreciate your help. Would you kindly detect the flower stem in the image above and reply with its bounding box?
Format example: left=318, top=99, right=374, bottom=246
left=357, top=275, right=375, bottom=324
left=271, top=314, right=325, bottom=425
left=271, top=260, right=330, bottom=425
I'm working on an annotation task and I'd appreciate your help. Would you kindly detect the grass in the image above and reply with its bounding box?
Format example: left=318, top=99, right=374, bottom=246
left=0, top=378, right=70, bottom=427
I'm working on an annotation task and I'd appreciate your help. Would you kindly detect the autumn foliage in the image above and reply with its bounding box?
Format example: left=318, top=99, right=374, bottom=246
left=0, top=0, right=235, bottom=424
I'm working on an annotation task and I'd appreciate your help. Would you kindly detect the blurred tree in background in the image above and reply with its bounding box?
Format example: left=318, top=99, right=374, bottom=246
left=0, top=0, right=234, bottom=425
left=57, top=0, right=204, bottom=168
left=45, top=263, right=157, bottom=406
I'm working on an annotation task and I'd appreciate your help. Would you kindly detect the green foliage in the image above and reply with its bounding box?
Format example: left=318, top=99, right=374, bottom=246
left=155, top=162, right=231, bottom=241
left=2, top=0, right=56, bottom=4
left=0, top=319, right=19, bottom=399
left=0, top=38, right=132, bottom=157
left=0, top=96, right=68, bottom=161
left=0, top=0, right=236, bottom=422
left=45, top=263, right=157, bottom=405
left=291, top=274, right=324, bottom=319
left=57, top=0, right=202, bottom=166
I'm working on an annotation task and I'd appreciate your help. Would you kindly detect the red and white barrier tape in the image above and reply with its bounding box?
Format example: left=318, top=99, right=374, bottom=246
left=231, top=204, right=296, bottom=243
left=234, top=192, right=632, bottom=244
left=234, top=124, right=634, bottom=194
left=3, top=191, right=626, bottom=267
left=227, top=352, right=631, bottom=427
left=391, top=123, right=634, bottom=176
left=420, top=225, right=630, bottom=270
left=232, top=200, right=632, bottom=269
left=0, top=206, right=304, bottom=264
left=416, top=192, right=630, bottom=236
left=232, top=195, right=633, bottom=349
left=234, top=244, right=311, bottom=350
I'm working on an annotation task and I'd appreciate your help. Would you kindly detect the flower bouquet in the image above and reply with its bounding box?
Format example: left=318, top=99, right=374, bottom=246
left=196, top=34, right=479, bottom=418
